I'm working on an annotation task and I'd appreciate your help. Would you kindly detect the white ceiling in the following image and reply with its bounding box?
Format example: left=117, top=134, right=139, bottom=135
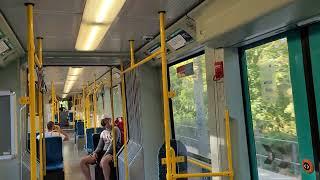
left=43, top=66, right=121, bottom=97
left=0, top=0, right=203, bottom=52
left=0, top=0, right=203, bottom=97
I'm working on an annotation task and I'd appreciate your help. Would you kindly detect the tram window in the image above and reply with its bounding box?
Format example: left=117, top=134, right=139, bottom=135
left=169, top=54, right=211, bottom=159
left=113, top=85, right=122, bottom=118
left=244, top=38, right=301, bottom=179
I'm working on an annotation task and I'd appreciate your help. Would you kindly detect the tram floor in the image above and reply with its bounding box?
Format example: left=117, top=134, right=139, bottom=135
left=63, top=131, right=94, bottom=180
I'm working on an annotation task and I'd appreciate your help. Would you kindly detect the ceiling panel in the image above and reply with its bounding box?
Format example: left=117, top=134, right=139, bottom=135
left=0, top=0, right=203, bottom=54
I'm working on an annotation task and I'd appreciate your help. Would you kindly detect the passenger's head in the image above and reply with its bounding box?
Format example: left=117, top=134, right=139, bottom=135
left=47, top=121, right=55, bottom=131
left=101, top=115, right=112, bottom=129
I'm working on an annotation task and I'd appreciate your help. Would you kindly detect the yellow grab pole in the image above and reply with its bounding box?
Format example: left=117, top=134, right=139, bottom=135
left=73, top=95, right=75, bottom=122
left=172, top=171, right=233, bottom=178
left=129, top=40, right=135, bottom=67
left=121, top=50, right=161, bottom=74
left=34, top=55, right=41, bottom=68
left=51, top=81, right=55, bottom=122
left=187, top=158, right=212, bottom=172
left=57, top=99, right=60, bottom=123
left=170, top=148, right=177, bottom=180
left=25, top=3, right=37, bottom=180
left=109, top=69, right=117, bottom=167
left=37, top=37, right=44, bottom=180
left=82, top=87, right=86, bottom=122
left=159, top=11, right=172, bottom=180
left=120, top=63, right=129, bottom=180
left=225, top=109, right=234, bottom=180
left=93, top=76, right=97, bottom=133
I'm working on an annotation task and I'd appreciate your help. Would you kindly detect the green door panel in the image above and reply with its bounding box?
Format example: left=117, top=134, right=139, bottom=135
left=287, top=31, right=317, bottom=180
left=309, top=23, right=320, bottom=140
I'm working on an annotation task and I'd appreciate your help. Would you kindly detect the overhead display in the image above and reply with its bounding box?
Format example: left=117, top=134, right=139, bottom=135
left=167, top=29, right=193, bottom=50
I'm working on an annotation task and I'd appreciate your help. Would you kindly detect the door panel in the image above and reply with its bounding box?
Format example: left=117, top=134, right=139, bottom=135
left=309, top=23, right=320, bottom=141
left=242, top=32, right=317, bottom=180
left=287, top=31, right=317, bottom=180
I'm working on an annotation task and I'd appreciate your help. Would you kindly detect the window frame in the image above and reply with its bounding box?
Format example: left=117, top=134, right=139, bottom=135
left=167, top=50, right=211, bottom=164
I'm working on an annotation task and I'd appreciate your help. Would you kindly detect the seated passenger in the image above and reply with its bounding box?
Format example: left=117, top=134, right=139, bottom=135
left=80, top=116, right=121, bottom=180
left=37, top=121, right=69, bottom=141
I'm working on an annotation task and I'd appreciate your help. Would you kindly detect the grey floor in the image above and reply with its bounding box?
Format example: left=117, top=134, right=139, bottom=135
left=63, top=130, right=94, bottom=180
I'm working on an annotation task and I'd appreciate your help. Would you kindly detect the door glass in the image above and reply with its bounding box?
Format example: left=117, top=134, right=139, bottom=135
left=169, top=54, right=211, bottom=159
left=245, top=38, right=301, bottom=180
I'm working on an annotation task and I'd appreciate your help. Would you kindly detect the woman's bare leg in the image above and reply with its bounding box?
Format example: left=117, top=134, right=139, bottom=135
left=80, top=155, right=96, bottom=180
left=100, top=154, right=113, bottom=180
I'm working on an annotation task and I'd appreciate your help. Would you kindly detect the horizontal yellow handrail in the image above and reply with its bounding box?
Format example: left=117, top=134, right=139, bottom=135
left=121, top=50, right=161, bottom=74
left=173, top=171, right=233, bottom=178
left=187, top=158, right=212, bottom=171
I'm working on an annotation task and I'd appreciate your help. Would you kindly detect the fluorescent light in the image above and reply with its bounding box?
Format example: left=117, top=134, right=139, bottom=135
left=69, top=67, right=84, bottom=76
left=63, top=67, right=83, bottom=95
left=82, top=0, right=126, bottom=24
left=75, top=24, right=110, bottom=51
left=75, top=0, right=126, bottom=51
left=67, top=75, right=78, bottom=81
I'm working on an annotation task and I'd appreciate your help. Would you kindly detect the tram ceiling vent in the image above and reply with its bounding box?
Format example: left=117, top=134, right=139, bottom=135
left=0, top=13, right=24, bottom=67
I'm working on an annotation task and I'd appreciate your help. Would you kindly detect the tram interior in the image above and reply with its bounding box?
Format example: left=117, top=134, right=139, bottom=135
left=0, top=0, right=320, bottom=180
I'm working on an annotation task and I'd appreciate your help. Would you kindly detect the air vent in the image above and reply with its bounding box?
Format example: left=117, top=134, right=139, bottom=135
left=0, top=39, right=10, bottom=54
left=0, top=12, right=24, bottom=67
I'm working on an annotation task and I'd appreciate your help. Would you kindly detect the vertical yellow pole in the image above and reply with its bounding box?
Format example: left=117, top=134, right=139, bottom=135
left=73, top=96, right=75, bottom=122
left=225, top=109, right=234, bottom=180
left=159, top=11, right=172, bottom=180
left=110, top=69, right=117, bottom=167
left=37, top=37, right=44, bottom=180
left=51, top=81, right=55, bottom=122
left=87, top=83, right=91, bottom=128
left=129, top=40, right=135, bottom=67
left=93, top=76, right=97, bottom=133
left=170, top=148, right=177, bottom=180
left=120, top=63, right=129, bottom=180
left=25, top=3, right=37, bottom=180
left=82, top=87, right=86, bottom=123
left=57, top=99, right=60, bottom=123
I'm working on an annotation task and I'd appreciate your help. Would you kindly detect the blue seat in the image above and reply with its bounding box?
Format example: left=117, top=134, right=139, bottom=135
left=96, top=127, right=104, bottom=134
left=76, top=121, right=85, bottom=136
left=46, top=163, right=64, bottom=171
left=93, top=133, right=101, bottom=150
left=45, top=136, right=63, bottom=172
left=86, top=128, right=94, bottom=153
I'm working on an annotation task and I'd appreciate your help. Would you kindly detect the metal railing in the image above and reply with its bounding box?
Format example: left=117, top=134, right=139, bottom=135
left=255, top=136, right=300, bottom=177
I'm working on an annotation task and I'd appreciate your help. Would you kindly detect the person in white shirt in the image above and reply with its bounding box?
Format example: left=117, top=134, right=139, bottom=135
left=80, top=115, right=121, bottom=180
left=37, top=121, right=69, bottom=141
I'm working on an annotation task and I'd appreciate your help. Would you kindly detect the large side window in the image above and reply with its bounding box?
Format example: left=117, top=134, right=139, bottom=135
left=243, top=38, right=301, bottom=179
left=169, top=53, right=210, bottom=159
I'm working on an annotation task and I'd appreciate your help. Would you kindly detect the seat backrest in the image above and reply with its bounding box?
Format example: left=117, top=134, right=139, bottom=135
left=96, top=127, right=104, bottom=134
left=92, top=133, right=101, bottom=150
left=86, top=128, right=95, bottom=151
left=76, top=121, right=85, bottom=136
left=158, top=140, right=188, bottom=180
left=45, top=136, right=63, bottom=164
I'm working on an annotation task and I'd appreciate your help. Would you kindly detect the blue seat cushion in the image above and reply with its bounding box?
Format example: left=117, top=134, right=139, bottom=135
left=46, top=163, right=64, bottom=171
left=86, top=128, right=94, bottom=152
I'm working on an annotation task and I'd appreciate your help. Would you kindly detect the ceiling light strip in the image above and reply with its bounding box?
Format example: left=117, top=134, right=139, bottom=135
left=75, top=0, right=126, bottom=51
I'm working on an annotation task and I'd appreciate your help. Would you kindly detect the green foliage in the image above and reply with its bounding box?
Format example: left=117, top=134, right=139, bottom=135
left=246, top=38, right=297, bottom=140
left=169, top=55, right=208, bottom=127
